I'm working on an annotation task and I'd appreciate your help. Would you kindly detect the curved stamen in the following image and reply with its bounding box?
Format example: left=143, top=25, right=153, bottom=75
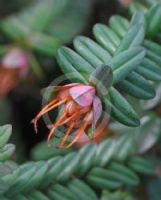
left=34, top=98, right=59, bottom=119
left=32, top=98, right=66, bottom=133
left=63, top=121, right=89, bottom=149
left=57, top=110, right=81, bottom=126
left=58, top=122, right=74, bottom=148
left=41, top=98, right=67, bottom=116
left=47, top=111, right=67, bottom=147
left=41, top=98, right=59, bottom=111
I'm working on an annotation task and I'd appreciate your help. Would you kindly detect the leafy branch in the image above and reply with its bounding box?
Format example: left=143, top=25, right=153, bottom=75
left=56, top=5, right=161, bottom=127
left=0, top=125, right=155, bottom=200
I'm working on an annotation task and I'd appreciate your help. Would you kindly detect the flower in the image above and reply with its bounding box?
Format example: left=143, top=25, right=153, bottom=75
left=32, top=83, right=103, bottom=148
left=0, top=48, right=29, bottom=97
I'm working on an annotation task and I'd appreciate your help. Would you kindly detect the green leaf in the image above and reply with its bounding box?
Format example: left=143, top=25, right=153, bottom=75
left=94, top=140, right=116, bottom=167
left=56, top=47, right=93, bottom=83
left=108, top=162, right=140, bottom=186
left=146, top=3, right=161, bottom=38
left=0, top=125, right=15, bottom=162
left=74, top=36, right=112, bottom=68
left=130, top=11, right=144, bottom=27
left=111, top=47, right=146, bottom=84
left=31, top=137, right=72, bottom=161
left=88, top=162, right=139, bottom=189
left=1, top=0, right=92, bottom=56
left=0, top=125, right=12, bottom=149
left=30, top=32, right=62, bottom=56
left=40, top=157, right=62, bottom=188
left=147, top=49, right=161, bottom=68
left=76, top=144, right=96, bottom=177
left=4, top=163, right=37, bottom=197
left=109, top=15, right=129, bottom=38
left=119, top=72, right=155, bottom=99
left=48, top=0, right=93, bottom=43
left=115, top=24, right=144, bottom=54
left=1, top=18, right=30, bottom=41
left=87, top=168, right=122, bottom=190
left=144, top=39, right=161, bottom=57
left=57, top=152, right=80, bottom=182
left=136, top=58, right=161, bottom=81
left=101, top=190, right=136, bottom=200
left=23, top=161, right=48, bottom=190
left=28, top=191, right=50, bottom=200
left=103, top=87, right=140, bottom=127
left=93, top=24, right=121, bottom=55
left=129, top=2, right=147, bottom=16
left=19, top=0, right=67, bottom=32
left=0, top=144, right=15, bottom=162
left=49, top=184, right=78, bottom=200
left=104, top=14, right=158, bottom=95
left=89, top=65, right=113, bottom=96
left=67, top=179, right=97, bottom=200
left=127, top=156, right=155, bottom=175
left=114, top=134, right=135, bottom=161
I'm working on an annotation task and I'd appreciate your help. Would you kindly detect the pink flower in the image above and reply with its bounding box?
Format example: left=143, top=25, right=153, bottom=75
left=32, top=83, right=102, bottom=148
left=2, top=48, right=29, bottom=76
left=0, top=48, right=29, bottom=97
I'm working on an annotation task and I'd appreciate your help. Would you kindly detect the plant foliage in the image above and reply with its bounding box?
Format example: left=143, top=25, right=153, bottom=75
left=0, top=125, right=155, bottom=200
left=1, top=1, right=161, bottom=200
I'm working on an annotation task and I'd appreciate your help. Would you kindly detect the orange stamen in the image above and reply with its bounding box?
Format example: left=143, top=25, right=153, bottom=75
left=40, top=98, right=67, bottom=116
left=57, top=110, right=81, bottom=126
left=35, top=98, right=59, bottom=118
left=47, top=111, right=67, bottom=147
left=63, top=121, right=89, bottom=149
left=58, top=123, right=74, bottom=148
left=42, top=98, right=59, bottom=110
left=32, top=98, right=67, bottom=133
